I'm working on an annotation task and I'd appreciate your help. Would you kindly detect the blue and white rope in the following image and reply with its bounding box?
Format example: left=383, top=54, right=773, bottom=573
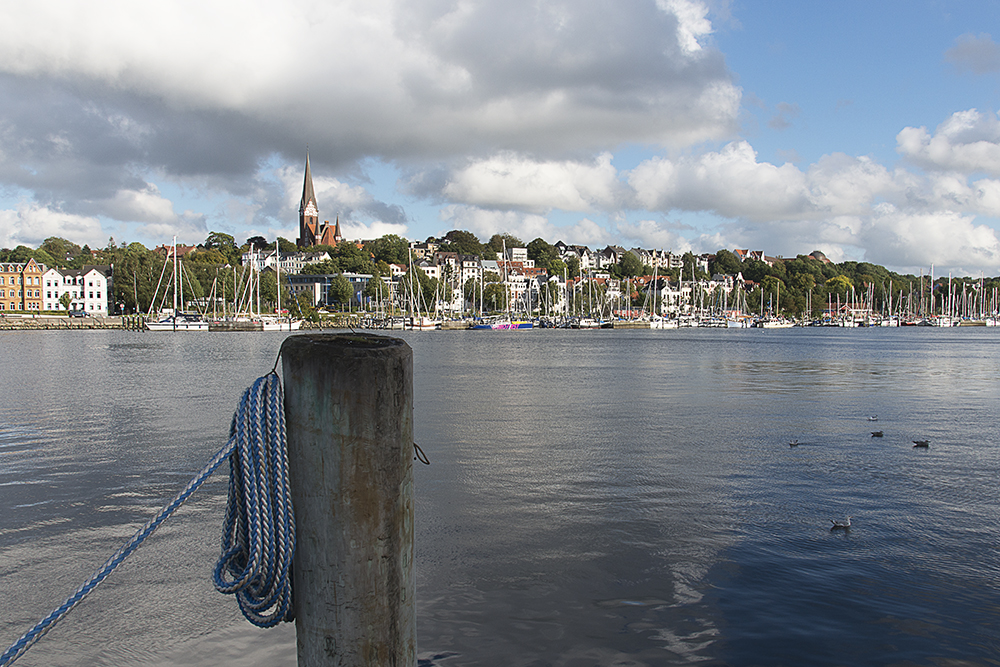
left=0, top=372, right=295, bottom=666
left=213, top=372, right=295, bottom=627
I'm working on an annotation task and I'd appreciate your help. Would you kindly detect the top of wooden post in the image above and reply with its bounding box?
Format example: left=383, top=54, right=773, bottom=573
left=280, top=332, right=410, bottom=360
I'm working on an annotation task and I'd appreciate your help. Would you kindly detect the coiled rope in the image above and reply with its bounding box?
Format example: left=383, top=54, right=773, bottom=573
left=213, top=372, right=295, bottom=627
left=1, top=372, right=294, bottom=666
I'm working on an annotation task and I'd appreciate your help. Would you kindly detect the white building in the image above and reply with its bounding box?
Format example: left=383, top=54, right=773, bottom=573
left=43, top=266, right=112, bottom=314
left=242, top=249, right=331, bottom=273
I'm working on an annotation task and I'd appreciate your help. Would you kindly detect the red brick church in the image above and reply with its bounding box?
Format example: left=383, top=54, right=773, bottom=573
left=296, top=152, right=342, bottom=247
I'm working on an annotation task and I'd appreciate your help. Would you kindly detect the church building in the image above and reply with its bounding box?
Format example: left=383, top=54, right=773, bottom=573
left=296, top=152, right=342, bottom=248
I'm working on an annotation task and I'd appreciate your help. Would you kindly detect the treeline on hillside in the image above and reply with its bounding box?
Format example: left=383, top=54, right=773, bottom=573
left=3, top=232, right=998, bottom=317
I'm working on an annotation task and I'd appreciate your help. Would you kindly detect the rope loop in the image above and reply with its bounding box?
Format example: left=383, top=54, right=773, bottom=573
left=212, top=372, right=295, bottom=627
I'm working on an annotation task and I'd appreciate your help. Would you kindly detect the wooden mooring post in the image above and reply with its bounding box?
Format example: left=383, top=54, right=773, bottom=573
left=280, top=333, right=416, bottom=666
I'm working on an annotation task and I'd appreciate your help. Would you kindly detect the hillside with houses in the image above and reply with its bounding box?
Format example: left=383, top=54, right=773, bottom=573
left=2, top=231, right=999, bottom=327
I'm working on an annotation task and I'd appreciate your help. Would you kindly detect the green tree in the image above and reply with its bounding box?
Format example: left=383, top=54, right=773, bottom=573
left=41, top=237, right=82, bottom=264
left=487, top=233, right=524, bottom=254
left=681, top=252, right=708, bottom=280
left=59, top=292, right=72, bottom=311
left=328, top=273, right=354, bottom=309
left=302, top=243, right=375, bottom=275
left=565, top=255, right=581, bottom=279
left=618, top=251, right=643, bottom=278
left=741, top=259, right=771, bottom=283
left=825, top=275, right=853, bottom=298
left=548, top=257, right=567, bottom=278
left=365, top=234, right=410, bottom=265
left=438, top=230, right=486, bottom=257
left=203, top=232, right=240, bottom=265
left=482, top=281, right=507, bottom=313
left=709, top=249, right=742, bottom=276
left=527, top=238, right=559, bottom=271
left=363, top=271, right=391, bottom=309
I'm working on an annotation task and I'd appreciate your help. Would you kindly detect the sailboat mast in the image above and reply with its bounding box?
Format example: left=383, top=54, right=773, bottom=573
left=172, top=236, right=178, bottom=315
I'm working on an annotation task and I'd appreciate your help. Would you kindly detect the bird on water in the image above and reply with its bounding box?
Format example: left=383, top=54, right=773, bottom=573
left=868, top=416, right=879, bottom=422
left=871, top=431, right=883, bottom=437
left=789, top=439, right=799, bottom=447
left=830, top=517, right=852, bottom=530
left=913, top=440, right=929, bottom=448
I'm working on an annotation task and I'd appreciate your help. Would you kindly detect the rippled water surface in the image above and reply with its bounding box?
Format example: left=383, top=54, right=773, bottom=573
left=1, top=328, right=998, bottom=666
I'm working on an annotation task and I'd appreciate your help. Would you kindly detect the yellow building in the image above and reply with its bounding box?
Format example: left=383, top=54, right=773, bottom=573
left=0, top=258, right=45, bottom=312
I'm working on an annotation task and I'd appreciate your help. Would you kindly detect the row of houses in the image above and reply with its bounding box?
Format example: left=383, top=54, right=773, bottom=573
left=407, top=240, right=713, bottom=274
left=0, top=258, right=112, bottom=314
left=285, top=251, right=751, bottom=317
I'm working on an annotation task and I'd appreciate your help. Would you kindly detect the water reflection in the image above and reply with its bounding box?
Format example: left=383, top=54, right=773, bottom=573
left=1, top=329, right=999, bottom=665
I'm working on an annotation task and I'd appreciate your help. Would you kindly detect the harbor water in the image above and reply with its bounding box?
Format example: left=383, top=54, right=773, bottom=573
left=1, top=328, right=998, bottom=665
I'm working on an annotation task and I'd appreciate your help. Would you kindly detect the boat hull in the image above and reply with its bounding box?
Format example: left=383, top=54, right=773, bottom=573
left=146, top=317, right=209, bottom=331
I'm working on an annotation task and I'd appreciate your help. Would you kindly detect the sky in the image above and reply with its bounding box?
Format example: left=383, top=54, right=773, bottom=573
left=0, top=0, right=999, bottom=275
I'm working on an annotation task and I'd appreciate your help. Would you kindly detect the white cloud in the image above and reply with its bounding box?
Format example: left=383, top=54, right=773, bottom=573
left=656, top=0, right=713, bottom=54
left=0, top=0, right=738, bottom=162
left=134, top=211, right=208, bottom=242
left=896, top=109, right=1000, bottom=176
left=616, top=218, right=697, bottom=253
left=860, top=204, right=1000, bottom=271
left=439, top=205, right=610, bottom=247
left=97, top=185, right=177, bottom=223
left=341, top=220, right=409, bottom=240
left=442, top=152, right=621, bottom=213
left=805, top=153, right=900, bottom=216
left=0, top=202, right=103, bottom=248
left=629, top=141, right=810, bottom=219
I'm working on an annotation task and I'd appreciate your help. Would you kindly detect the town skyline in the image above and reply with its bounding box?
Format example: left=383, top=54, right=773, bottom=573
left=0, top=1, right=998, bottom=275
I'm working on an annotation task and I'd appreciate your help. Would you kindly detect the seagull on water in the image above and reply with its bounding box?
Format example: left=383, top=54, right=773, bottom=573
left=789, top=439, right=799, bottom=447
left=867, top=415, right=879, bottom=422
left=871, top=431, right=883, bottom=437
left=912, top=440, right=929, bottom=448
left=830, top=517, right=852, bottom=529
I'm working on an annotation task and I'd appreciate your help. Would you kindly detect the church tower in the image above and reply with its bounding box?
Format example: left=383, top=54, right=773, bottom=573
left=297, top=152, right=320, bottom=247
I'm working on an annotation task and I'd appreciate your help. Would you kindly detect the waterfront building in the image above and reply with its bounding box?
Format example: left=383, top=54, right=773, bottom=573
left=555, top=242, right=596, bottom=270
left=0, top=258, right=44, bottom=312
left=42, top=266, right=112, bottom=314
left=458, top=255, right=483, bottom=286
left=287, top=272, right=373, bottom=308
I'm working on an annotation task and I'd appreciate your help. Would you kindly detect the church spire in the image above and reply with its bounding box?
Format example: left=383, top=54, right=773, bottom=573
left=297, top=151, right=320, bottom=247
left=300, top=151, right=317, bottom=214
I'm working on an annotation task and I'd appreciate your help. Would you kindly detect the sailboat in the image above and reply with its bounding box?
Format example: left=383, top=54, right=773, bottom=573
left=258, top=241, right=303, bottom=331
left=402, top=247, right=441, bottom=330
left=146, top=237, right=209, bottom=331
left=470, top=240, right=532, bottom=329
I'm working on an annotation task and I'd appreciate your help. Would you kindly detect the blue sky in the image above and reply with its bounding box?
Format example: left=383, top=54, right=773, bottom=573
left=0, top=0, right=999, bottom=274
